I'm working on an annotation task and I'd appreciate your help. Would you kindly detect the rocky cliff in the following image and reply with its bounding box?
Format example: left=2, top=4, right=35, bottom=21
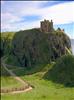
left=11, top=28, right=71, bottom=67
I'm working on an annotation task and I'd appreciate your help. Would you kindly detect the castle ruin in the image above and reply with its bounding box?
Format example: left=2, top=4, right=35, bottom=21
left=40, top=19, right=53, bottom=33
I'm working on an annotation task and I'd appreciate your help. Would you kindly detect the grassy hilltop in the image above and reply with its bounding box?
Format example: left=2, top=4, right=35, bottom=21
left=1, top=32, right=15, bottom=57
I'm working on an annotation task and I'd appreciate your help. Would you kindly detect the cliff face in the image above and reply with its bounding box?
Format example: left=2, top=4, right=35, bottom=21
left=11, top=29, right=71, bottom=67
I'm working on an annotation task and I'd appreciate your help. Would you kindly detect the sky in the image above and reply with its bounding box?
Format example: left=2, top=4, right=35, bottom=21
left=1, top=1, right=74, bottom=39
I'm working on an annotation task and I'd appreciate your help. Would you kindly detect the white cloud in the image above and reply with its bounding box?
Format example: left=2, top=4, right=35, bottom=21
left=41, top=1, right=74, bottom=24
left=1, top=12, right=23, bottom=32
left=10, top=1, right=74, bottom=25
left=1, top=13, right=21, bottom=23
left=1, top=1, right=74, bottom=37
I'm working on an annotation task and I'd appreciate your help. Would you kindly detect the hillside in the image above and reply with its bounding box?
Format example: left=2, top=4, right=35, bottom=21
left=1, top=55, right=74, bottom=100
left=1, top=29, right=74, bottom=100
left=9, top=28, right=71, bottom=67
left=0, top=32, right=15, bottom=57
left=44, top=55, right=74, bottom=87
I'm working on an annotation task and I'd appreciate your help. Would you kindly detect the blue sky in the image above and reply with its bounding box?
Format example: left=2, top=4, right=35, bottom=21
left=1, top=1, right=74, bottom=39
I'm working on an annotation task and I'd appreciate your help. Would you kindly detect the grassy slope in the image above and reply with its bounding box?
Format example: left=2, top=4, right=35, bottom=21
left=1, top=66, right=25, bottom=89
left=1, top=32, right=15, bottom=58
left=44, top=55, right=74, bottom=87
left=1, top=32, right=15, bottom=39
left=1, top=64, right=74, bottom=100
left=1, top=76, right=23, bottom=89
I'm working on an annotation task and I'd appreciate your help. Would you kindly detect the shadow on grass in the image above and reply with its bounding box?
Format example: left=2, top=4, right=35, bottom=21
left=1, top=63, right=47, bottom=77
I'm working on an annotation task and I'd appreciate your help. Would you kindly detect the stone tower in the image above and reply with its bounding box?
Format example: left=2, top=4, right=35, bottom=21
left=40, top=19, right=53, bottom=32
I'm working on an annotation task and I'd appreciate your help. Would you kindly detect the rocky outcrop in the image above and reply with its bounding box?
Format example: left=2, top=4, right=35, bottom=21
left=11, top=29, right=71, bottom=67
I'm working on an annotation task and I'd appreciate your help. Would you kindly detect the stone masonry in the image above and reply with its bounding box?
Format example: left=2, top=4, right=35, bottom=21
left=40, top=19, right=53, bottom=33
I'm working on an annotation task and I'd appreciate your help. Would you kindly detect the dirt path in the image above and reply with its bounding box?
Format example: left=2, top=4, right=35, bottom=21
left=1, top=57, right=33, bottom=94
left=1, top=87, right=32, bottom=94
left=2, top=63, right=27, bottom=85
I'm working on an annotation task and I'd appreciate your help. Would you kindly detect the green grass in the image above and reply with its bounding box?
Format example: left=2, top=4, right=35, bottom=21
left=1, top=63, right=74, bottom=100
left=1, top=32, right=15, bottom=40
left=44, top=55, right=74, bottom=87
left=1, top=76, right=23, bottom=89
left=1, top=66, right=25, bottom=89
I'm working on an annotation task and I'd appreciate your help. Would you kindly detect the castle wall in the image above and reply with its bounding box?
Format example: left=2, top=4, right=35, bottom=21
left=40, top=20, right=53, bottom=33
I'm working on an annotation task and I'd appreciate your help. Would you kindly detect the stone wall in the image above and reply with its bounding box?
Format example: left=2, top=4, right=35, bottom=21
left=40, top=19, right=53, bottom=33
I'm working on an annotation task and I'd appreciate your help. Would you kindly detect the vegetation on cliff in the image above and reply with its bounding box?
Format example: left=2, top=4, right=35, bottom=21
left=0, top=32, right=15, bottom=57
left=10, top=28, right=71, bottom=67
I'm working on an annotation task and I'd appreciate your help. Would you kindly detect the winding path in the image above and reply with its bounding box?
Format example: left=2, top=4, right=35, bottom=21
left=1, top=57, right=32, bottom=94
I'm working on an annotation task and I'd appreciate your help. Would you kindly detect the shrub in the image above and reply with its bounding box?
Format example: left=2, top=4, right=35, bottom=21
left=44, top=55, right=74, bottom=87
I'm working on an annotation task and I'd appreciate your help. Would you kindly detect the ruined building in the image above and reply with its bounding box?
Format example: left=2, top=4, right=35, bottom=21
left=40, top=19, right=53, bottom=33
